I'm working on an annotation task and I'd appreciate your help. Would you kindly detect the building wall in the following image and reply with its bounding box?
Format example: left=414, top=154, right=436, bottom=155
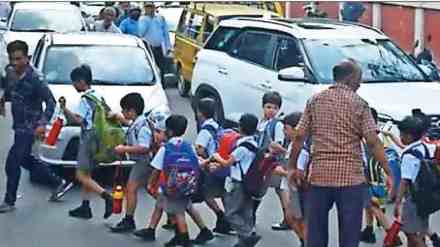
left=285, top=2, right=439, bottom=62
left=381, top=4, right=415, bottom=53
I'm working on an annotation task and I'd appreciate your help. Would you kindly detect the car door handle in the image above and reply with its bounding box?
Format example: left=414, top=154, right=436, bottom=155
left=259, top=81, right=272, bottom=90
left=217, top=67, right=228, bottom=75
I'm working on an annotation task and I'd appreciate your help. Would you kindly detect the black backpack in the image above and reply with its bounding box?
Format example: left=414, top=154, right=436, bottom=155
left=238, top=142, right=278, bottom=198
left=402, top=143, right=440, bottom=218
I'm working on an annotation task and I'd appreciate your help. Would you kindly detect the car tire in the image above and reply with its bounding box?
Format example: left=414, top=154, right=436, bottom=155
left=177, top=65, right=190, bottom=97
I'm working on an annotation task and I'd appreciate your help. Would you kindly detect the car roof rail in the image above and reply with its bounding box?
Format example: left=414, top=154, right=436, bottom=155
left=232, top=17, right=292, bottom=28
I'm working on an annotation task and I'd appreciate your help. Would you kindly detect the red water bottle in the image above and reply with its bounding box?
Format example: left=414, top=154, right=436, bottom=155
left=384, top=219, right=401, bottom=247
left=112, top=185, right=124, bottom=214
left=45, top=117, right=63, bottom=146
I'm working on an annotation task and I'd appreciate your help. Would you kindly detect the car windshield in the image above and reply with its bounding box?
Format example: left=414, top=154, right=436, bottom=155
left=43, top=45, right=155, bottom=85
left=11, top=9, right=84, bottom=32
left=303, top=38, right=426, bottom=84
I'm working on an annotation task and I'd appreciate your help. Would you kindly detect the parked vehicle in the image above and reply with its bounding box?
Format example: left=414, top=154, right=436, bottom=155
left=173, top=3, right=279, bottom=97
left=191, top=17, right=440, bottom=139
left=34, top=32, right=169, bottom=167
left=0, top=2, right=87, bottom=56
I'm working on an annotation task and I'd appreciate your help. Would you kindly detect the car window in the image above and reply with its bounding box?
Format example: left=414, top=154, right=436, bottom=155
left=231, top=31, right=275, bottom=69
left=202, top=15, right=215, bottom=42
left=177, top=9, right=189, bottom=34
left=275, top=36, right=303, bottom=71
left=186, top=13, right=204, bottom=40
left=32, top=38, right=45, bottom=68
left=303, top=38, right=426, bottom=84
left=10, top=9, right=84, bottom=32
left=205, top=26, right=241, bottom=52
left=43, top=45, right=155, bottom=85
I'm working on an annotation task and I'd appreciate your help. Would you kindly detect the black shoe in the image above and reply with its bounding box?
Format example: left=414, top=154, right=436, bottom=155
left=300, top=239, right=305, bottom=247
left=69, top=205, right=92, bottom=219
left=133, top=228, right=155, bottom=241
left=213, top=217, right=233, bottom=235
left=110, top=217, right=136, bottom=233
left=431, top=233, right=440, bottom=247
left=192, top=228, right=214, bottom=245
left=162, top=221, right=177, bottom=230
left=359, top=227, right=376, bottom=243
left=271, top=219, right=290, bottom=231
left=104, top=197, right=113, bottom=219
left=165, top=234, right=193, bottom=247
left=49, top=180, right=74, bottom=202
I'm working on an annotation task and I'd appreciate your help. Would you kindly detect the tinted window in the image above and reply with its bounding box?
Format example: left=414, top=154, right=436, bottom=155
left=43, top=46, right=155, bottom=85
left=11, top=9, right=84, bottom=32
left=205, top=27, right=241, bottom=52
left=303, top=39, right=426, bottom=84
left=275, top=36, right=303, bottom=70
left=177, top=10, right=203, bottom=41
left=232, top=31, right=275, bottom=68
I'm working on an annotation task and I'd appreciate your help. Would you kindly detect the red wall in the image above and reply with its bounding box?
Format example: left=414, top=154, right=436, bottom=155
left=287, top=2, right=307, bottom=18
left=424, top=9, right=440, bottom=61
left=316, top=2, right=340, bottom=19
left=381, top=4, right=415, bottom=53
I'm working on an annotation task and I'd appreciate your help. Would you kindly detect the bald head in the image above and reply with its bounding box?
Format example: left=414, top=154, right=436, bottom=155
left=333, top=59, right=362, bottom=90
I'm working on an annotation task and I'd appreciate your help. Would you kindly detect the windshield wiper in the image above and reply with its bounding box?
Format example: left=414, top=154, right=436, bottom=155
left=11, top=28, right=56, bottom=32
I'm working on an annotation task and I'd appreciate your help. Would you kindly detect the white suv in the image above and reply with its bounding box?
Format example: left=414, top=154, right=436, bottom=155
left=191, top=17, right=440, bottom=138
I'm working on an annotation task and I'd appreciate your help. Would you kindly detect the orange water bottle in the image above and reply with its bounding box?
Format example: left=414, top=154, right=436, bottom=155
left=112, top=185, right=124, bottom=214
left=45, top=117, right=63, bottom=146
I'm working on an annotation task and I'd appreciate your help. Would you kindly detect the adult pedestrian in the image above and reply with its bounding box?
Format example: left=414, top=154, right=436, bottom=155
left=0, top=40, right=73, bottom=213
left=119, top=7, right=141, bottom=37
left=0, top=2, right=11, bottom=20
left=138, top=2, right=171, bottom=86
left=115, top=1, right=131, bottom=26
left=94, top=7, right=121, bottom=33
left=288, top=60, right=392, bottom=247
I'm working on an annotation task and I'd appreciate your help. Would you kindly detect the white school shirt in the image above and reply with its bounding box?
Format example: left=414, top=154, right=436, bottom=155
left=401, top=140, right=436, bottom=183
left=230, top=136, right=258, bottom=182
left=258, top=118, right=285, bottom=144
left=75, top=89, right=102, bottom=130
left=195, top=118, right=219, bottom=157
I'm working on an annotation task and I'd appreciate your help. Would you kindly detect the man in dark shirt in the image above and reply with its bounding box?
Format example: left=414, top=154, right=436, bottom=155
left=0, top=40, right=72, bottom=213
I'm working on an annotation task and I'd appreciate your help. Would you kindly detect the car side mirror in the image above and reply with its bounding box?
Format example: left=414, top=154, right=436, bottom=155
left=278, top=66, right=307, bottom=82
left=0, top=20, right=7, bottom=31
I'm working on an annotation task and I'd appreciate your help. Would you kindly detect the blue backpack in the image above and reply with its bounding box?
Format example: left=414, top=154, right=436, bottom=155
left=162, top=141, right=200, bottom=199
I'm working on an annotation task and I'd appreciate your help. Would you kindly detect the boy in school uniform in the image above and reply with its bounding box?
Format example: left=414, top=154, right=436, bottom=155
left=210, top=113, right=262, bottom=247
left=394, top=115, right=437, bottom=247
left=195, top=98, right=231, bottom=234
left=149, top=114, right=195, bottom=247
left=257, top=91, right=290, bottom=231
left=61, top=65, right=113, bottom=219
left=110, top=93, right=158, bottom=232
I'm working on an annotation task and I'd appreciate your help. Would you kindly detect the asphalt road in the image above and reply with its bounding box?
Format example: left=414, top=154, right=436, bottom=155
left=0, top=88, right=439, bottom=247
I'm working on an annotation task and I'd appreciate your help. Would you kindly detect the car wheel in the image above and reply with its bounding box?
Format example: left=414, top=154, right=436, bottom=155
left=177, top=65, right=190, bottom=97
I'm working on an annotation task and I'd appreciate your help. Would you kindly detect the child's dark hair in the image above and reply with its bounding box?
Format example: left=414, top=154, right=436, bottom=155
left=70, top=64, right=92, bottom=85
left=283, top=112, right=303, bottom=128
left=398, top=115, right=427, bottom=141
left=239, top=113, right=258, bottom=136
left=166, top=114, right=188, bottom=137
left=412, top=109, right=430, bottom=134
left=370, top=108, right=378, bottom=124
left=262, top=91, right=282, bottom=108
left=7, top=40, right=28, bottom=56
left=198, top=98, right=216, bottom=119
left=120, top=92, right=145, bottom=116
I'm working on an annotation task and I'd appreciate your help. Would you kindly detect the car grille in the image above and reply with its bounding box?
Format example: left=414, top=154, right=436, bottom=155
left=428, top=115, right=440, bottom=139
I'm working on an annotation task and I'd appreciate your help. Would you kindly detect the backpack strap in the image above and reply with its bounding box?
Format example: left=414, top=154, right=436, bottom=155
left=234, top=141, right=258, bottom=181
left=402, top=143, right=429, bottom=161
left=201, top=124, right=218, bottom=140
left=267, top=119, right=280, bottom=143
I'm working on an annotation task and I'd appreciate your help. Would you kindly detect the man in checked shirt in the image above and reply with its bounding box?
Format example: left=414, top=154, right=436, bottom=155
left=288, top=60, right=393, bottom=247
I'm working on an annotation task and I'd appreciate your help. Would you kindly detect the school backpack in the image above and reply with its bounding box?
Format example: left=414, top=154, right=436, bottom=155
left=82, top=93, right=125, bottom=164
left=201, top=124, right=239, bottom=179
left=257, top=119, right=281, bottom=150
left=162, top=141, right=200, bottom=199
left=238, top=141, right=278, bottom=198
left=402, top=143, right=440, bottom=218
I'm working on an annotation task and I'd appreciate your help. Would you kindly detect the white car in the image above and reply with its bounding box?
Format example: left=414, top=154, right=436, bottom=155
left=191, top=17, right=440, bottom=139
left=33, top=32, right=169, bottom=167
left=0, top=2, right=87, bottom=57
